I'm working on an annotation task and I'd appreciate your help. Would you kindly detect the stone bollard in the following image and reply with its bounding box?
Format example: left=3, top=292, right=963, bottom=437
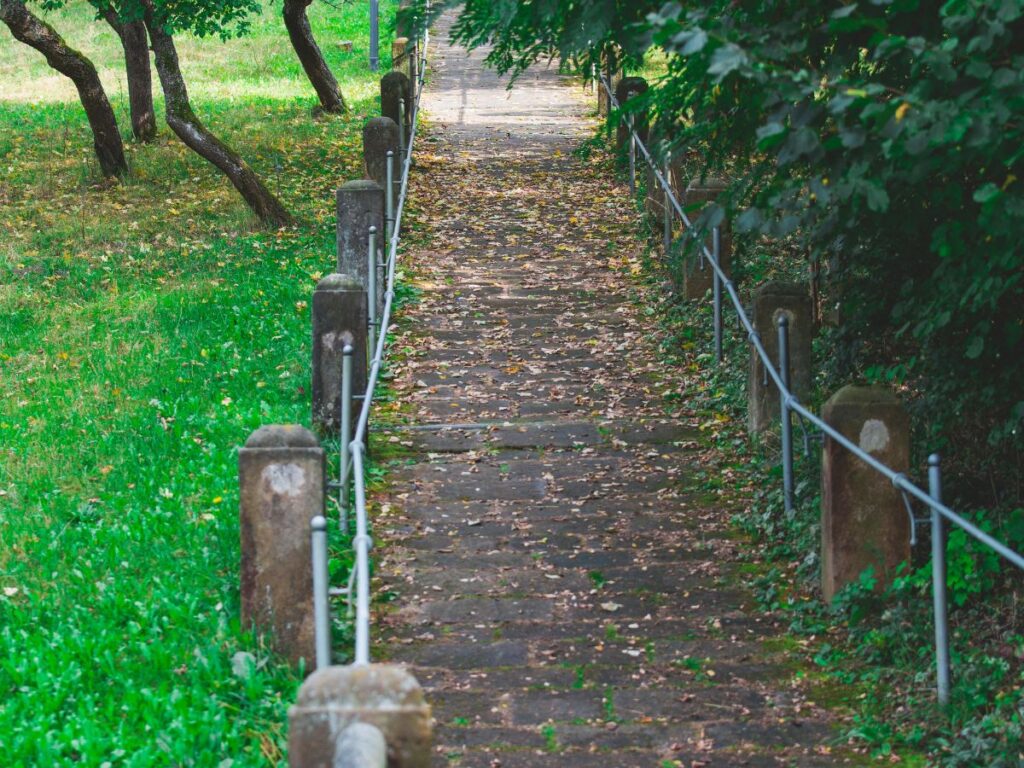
left=337, top=180, right=384, bottom=293
left=395, top=0, right=411, bottom=39
left=239, top=425, right=325, bottom=667
left=680, top=177, right=731, bottom=299
left=392, top=37, right=409, bottom=74
left=381, top=71, right=413, bottom=140
left=288, top=664, right=433, bottom=768
left=748, top=282, right=813, bottom=435
left=597, top=49, right=621, bottom=116
left=820, top=385, right=911, bottom=601
left=614, top=76, right=648, bottom=151
left=643, top=132, right=687, bottom=220
left=362, top=117, right=400, bottom=190
left=312, top=274, right=369, bottom=431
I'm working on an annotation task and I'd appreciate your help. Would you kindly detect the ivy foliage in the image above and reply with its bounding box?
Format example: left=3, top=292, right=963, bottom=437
left=427, top=0, right=1024, bottom=468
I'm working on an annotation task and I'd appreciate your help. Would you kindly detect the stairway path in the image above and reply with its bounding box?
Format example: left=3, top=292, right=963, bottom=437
left=375, top=15, right=854, bottom=768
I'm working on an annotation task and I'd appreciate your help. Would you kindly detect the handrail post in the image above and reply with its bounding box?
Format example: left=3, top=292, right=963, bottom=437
left=929, top=454, right=951, bottom=706
left=778, top=315, right=794, bottom=514
left=663, top=151, right=672, bottom=253
left=352, top=442, right=372, bottom=666
left=367, top=226, right=378, bottom=358
left=398, top=97, right=406, bottom=157
left=385, top=150, right=396, bottom=243
left=340, top=344, right=354, bottom=532
left=627, top=114, right=636, bottom=195
left=311, top=514, right=331, bottom=670
left=713, top=226, right=723, bottom=363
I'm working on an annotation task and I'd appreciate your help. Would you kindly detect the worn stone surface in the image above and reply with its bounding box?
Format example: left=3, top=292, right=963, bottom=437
left=644, top=138, right=684, bottom=221
left=312, top=273, right=368, bottom=431
left=614, top=76, right=648, bottom=149
left=681, top=177, right=732, bottom=299
left=383, top=70, right=414, bottom=140
left=821, top=385, right=911, bottom=601
left=368, top=14, right=856, bottom=767
left=363, top=116, right=401, bottom=192
left=289, top=664, right=432, bottom=768
left=748, top=281, right=814, bottom=435
left=393, top=36, right=409, bottom=73
left=337, top=180, right=384, bottom=293
left=238, top=425, right=323, bottom=667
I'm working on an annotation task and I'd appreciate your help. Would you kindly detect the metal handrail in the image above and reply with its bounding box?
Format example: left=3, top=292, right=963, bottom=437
left=311, top=23, right=430, bottom=672
left=601, top=74, right=1023, bottom=705
left=348, top=29, right=429, bottom=667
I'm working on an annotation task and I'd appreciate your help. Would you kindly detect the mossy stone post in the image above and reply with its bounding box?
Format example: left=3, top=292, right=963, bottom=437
left=288, top=664, right=433, bottom=768
left=748, top=282, right=813, bottom=435
left=395, top=0, right=411, bottom=38
left=362, top=117, right=400, bottom=191
left=821, top=385, right=911, bottom=601
left=614, top=76, right=648, bottom=151
left=381, top=71, right=412, bottom=143
left=643, top=130, right=687, bottom=220
left=597, top=48, right=621, bottom=117
left=644, top=128, right=667, bottom=219
left=392, top=37, right=408, bottom=74
left=681, top=178, right=731, bottom=299
left=239, top=425, right=325, bottom=667
left=337, top=180, right=384, bottom=303
left=396, top=0, right=418, bottom=86
left=312, top=274, right=369, bottom=431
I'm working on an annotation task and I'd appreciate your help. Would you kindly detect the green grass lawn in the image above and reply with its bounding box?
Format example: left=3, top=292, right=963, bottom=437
left=0, top=3, right=396, bottom=764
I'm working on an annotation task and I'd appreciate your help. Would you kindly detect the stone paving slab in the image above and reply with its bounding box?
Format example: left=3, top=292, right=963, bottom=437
left=373, top=12, right=855, bottom=768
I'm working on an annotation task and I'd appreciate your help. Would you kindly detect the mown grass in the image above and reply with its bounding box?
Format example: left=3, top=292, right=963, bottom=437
left=1, top=3, right=396, bottom=764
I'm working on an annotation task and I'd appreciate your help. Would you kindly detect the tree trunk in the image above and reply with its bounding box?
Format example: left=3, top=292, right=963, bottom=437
left=103, top=11, right=157, bottom=142
left=283, top=0, right=347, bottom=113
left=142, top=9, right=293, bottom=228
left=0, top=0, right=127, bottom=177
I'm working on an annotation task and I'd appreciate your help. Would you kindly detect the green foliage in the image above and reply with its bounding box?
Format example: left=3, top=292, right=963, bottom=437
left=0, top=3, right=395, bottom=763
left=442, top=0, right=1024, bottom=490
left=612, top=130, right=1020, bottom=766
left=641, top=0, right=1024, bottom=464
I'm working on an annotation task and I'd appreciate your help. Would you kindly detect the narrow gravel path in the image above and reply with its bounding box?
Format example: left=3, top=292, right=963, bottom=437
left=375, top=16, right=854, bottom=768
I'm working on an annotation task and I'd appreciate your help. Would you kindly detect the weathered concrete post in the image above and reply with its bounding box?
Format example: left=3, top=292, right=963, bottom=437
left=362, top=117, right=400, bottom=190
left=748, top=282, right=813, bottom=435
left=392, top=37, right=408, bottom=74
left=643, top=131, right=689, bottom=219
left=396, top=0, right=419, bottom=86
left=820, top=385, right=911, bottom=601
left=381, top=71, right=413, bottom=141
left=395, top=0, right=411, bottom=38
left=614, top=76, right=648, bottom=150
left=597, top=48, right=622, bottom=116
left=312, top=274, right=369, bottom=431
left=681, top=178, right=731, bottom=299
left=337, top=180, right=384, bottom=291
left=239, top=425, right=325, bottom=667
left=288, top=664, right=433, bottom=768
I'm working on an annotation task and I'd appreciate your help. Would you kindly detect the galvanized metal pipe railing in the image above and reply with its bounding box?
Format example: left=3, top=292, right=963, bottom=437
left=601, top=74, right=1024, bottom=706
left=311, top=24, right=430, bottom=670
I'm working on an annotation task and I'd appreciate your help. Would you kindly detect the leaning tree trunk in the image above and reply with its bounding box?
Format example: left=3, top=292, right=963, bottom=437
left=0, top=0, right=127, bottom=177
left=102, top=11, right=157, bottom=142
left=283, top=0, right=347, bottom=113
left=142, top=9, right=293, bottom=228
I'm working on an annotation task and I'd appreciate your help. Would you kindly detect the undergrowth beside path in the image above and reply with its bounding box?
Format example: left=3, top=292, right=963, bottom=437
left=596, top=136, right=1022, bottom=766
